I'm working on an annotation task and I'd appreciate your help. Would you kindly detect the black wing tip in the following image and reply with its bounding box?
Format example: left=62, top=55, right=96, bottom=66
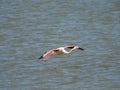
left=38, top=56, right=43, bottom=59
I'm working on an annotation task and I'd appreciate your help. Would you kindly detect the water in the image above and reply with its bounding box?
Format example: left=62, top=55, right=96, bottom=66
left=0, top=0, right=120, bottom=90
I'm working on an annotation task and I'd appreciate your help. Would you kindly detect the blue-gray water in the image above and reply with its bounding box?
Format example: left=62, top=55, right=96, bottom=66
left=0, top=0, right=120, bottom=90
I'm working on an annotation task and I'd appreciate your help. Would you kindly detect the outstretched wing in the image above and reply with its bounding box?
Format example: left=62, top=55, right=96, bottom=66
left=64, top=45, right=75, bottom=49
left=64, top=45, right=84, bottom=50
left=39, top=49, right=59, bottom=62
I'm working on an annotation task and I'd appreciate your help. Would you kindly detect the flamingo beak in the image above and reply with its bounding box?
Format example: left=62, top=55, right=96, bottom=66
left=78, top=47, right=84, bottom=51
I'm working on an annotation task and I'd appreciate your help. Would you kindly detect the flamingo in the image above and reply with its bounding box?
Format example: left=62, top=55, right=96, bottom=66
left=39, top=45, right=84, bottom=62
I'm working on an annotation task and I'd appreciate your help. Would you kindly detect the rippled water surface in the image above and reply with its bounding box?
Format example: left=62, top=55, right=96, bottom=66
left=0, top=0, right=120, bottom=90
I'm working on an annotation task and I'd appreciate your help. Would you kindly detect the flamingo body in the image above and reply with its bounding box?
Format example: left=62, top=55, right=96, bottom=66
left=39, top=45, right=84, bottom=62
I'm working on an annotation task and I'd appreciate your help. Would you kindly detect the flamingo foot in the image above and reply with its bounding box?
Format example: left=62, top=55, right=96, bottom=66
left=42, top=59, right=48, bottom=62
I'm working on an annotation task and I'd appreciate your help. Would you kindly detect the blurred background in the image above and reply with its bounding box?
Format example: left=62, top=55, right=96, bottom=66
left=0, top=0, right=120, bottom=90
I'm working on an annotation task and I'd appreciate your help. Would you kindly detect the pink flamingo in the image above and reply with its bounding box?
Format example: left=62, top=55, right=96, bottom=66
left=39, top=45, right=84, bottom=62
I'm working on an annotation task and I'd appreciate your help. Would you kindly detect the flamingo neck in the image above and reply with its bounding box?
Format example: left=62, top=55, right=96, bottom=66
left=58, top=47, right=74, bottom=54
left=63, top=49, right=74, bottom=54
left=68, top=49, right=74, bottom=53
